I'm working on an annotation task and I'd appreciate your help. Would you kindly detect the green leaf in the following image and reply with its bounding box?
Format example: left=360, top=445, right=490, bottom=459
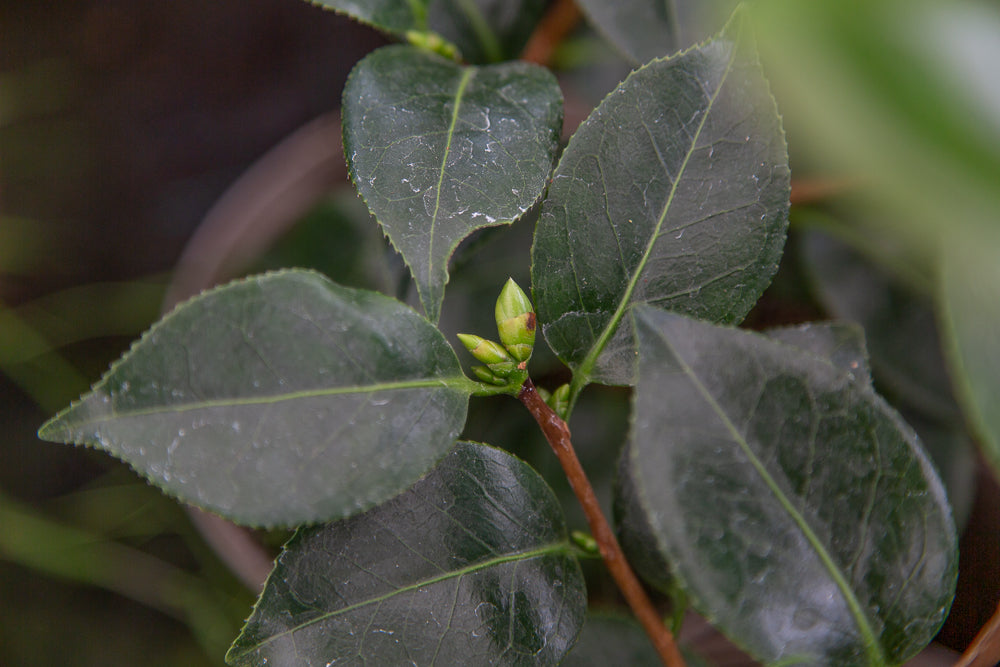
left=38, top=270, right=472, bottom=527
left=429, top=0, right=548, bottom=64
left=344, top=45, right=563, bottom=323
left=764, top=321, right=870, bottom=383
left=940, top=235, right=1000, bottom=478
left=532, top=10, right=789, bottom=387
left=226, top=441, right=586, bottom=666
left=307, top=0, right=544, bottom=64
left=801, top=229, right=960, bottom=423
left=616, top=320, right=871, bottom=596
left=561, top=613, right=663, bottom=667
left=621, top=306, right=957, bottom=666
left=576, top=0, right=679, bottom=65
left=306, top=0, right=431, bottom=37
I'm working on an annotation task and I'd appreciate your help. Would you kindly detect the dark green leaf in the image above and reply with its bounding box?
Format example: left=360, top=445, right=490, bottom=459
left=561, top=613, right=662, bottom=667
left=765, top=322, right=870, bottom=383
left=227, top=441, right=586, bottom=666
left=576, top=0, right=679, bottom=65
left=801, top=229, right=960, bottom=422
left=344, top=45, right=562, bottom=323
left=306, top=0, right=430, bottom=37
left=532, top=10, right=789, bottom=386
left=38, top=270, right=472, bottom=527
left=430, top=0, right=547, bottom=64
left=616, top=323, right=870, bottom=596
left=621, top=306, right=957, bottom=666
left=940, top=236, right=1000, bottom=478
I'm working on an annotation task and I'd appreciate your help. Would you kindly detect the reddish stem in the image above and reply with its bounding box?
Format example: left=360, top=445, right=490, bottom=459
left=520, top=0, right=583, bottom=66
left=518, top=379, right=686, bottom=667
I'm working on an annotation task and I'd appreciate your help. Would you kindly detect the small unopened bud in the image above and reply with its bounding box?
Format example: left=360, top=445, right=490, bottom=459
left=471, top=365, right=508, bottom=386
left=547, top=383, right=570, bottom=418
left=495, top=278, right=536, bottom=362
left=457, top=334, right=513, bottom=366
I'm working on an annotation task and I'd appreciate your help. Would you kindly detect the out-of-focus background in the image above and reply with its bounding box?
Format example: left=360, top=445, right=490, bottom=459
left=1, top=1, right=382, bottom=664
left=3, top=1, right=1000, bottom=665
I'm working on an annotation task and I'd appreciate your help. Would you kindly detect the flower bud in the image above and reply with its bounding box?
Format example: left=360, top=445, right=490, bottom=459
left=495, top=278, right=535, bottom=362
left=457, top=334, right=513, bottom=366
left=547, top=383, right=570, bottom=418
left=471, top=365, right=508, bottom=386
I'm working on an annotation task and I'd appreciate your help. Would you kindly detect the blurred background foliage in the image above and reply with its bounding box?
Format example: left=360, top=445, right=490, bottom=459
left=1, top=0, right=998, bottom=665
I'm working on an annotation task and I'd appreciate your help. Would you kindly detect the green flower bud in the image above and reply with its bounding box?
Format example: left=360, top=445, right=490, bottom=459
left=457, top=333, right=513, bottom=366
left=571, top=530, right=599, bottom=556
left=471, top=365, right=507, bottom=386
left=495, top=278, right=535, bottom=362
left=547, top=383, right=570, bottom=418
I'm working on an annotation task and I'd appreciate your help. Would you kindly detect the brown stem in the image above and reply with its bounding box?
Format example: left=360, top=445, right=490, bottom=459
left=954, top=600, right=1000, bottom=667
left=520, top=0, right=583, bottom=66
left=518, top=378, right=686, bottom=667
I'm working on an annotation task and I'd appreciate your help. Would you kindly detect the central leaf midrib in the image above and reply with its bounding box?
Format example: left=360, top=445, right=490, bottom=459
left=426, top=67, right=474, bottom=318
left=574, top=39, right=737, bottom=388
left=233, top=541, right=571, bottom=656
left=655, top=324, right=885, bottom=666
left=49, top=377, right=468, bottom=430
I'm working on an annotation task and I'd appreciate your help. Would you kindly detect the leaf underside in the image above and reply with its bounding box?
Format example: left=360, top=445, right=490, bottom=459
left=531, top=10, right=790, bottom=386
left=344, top=45, right=562, bottom=323
left=38, top=270, right=470, bottom=527
left=621, top=307, right=957, bottom=666
left=227, top=442, right=586, bottom=666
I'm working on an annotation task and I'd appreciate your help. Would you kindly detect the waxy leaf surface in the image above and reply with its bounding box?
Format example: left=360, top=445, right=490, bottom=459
left=576, top=0, right=678, bottom=65
left=344, top=45, right=562, bottom=323
left=532, top=12, right=789, bottom=385
left=39, top=270, right=471, bottom=527
left=615, top=320, right=871, bottom=595
left=621, top=307, right=957, bottom=666
left=227, top=442, right=585, bottom=666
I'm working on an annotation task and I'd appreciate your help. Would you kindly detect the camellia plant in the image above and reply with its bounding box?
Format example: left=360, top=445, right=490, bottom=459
left=38, top=1, right=973, bottom=665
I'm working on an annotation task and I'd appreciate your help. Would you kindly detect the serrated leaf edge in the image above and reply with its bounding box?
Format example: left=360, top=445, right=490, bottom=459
left=343, top=45, right=562, bottom=323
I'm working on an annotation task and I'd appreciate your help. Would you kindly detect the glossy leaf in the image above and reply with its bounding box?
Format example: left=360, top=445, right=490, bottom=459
left=227, top=441, right=586, bottom=666
left=621, top=306, right=957, bottom=665
left=615, top=320, right=871, bottom=596
left=532, top=10, right=789, bottom=386
left=576, top=0, right=679, bottom=65
left=306, top=0, right=430, bottom=38
left=38, top=270, right=472, bottom=527
left=940, top=235, right=1000, bottom=478
left=344, top=45, right=562, bottom=323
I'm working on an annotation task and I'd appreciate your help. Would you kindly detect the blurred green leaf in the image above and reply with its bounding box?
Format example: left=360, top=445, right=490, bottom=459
left=344, top=45, right=562, bottom=323
left=751, top=0, right=1000, bottom=254
left=532, top=10, right=789, bottom=387
left=227, top=442, right=585, bottom=666
left=940, top=235, right=1000, bottom=478
left=621, top=307, right=957, bottom=665
left=39, top=270, right=473, bottom=527
left=576, top=0, right=678, bottom=65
